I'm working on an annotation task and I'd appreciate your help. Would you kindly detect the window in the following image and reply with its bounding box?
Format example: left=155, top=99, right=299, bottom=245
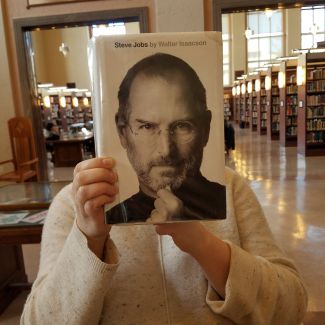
left=246, top=10, right=284, bottom=72
left=301, top=6, right=325, bottom=49
left=222, top=14, right=232, bottom=86
left=91, top=21, right=140, bottom=37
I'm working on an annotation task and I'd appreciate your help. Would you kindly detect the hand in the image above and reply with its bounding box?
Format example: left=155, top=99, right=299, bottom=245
left=155, top=222, right=209, bottom=256
left=146, top=188, right=184, bottom=223
left=156, top=222, right=230, bottom=298
left=72, top=157, right=118, bottom=258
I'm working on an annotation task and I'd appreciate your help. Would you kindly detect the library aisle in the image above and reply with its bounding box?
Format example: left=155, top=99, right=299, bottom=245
left=0, top=125, right=324, bottom=324
left=227, top=125, right=325, bottom=318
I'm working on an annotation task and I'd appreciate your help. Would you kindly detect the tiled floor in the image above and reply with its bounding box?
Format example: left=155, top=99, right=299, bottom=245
left=1, top=125, right=324, bottom=324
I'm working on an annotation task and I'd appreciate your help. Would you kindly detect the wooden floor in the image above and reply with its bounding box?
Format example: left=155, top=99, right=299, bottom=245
left=0, top=124, right=324, bottom=324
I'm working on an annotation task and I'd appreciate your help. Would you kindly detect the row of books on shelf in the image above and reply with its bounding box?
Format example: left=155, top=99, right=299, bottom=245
left=307, top=119, right=325, bottom=131
left=271, top=89, right=279, bottom=96
left=307, top=68, right=325, bottom=81
left=307, top=80, right=325, bottom=92
left=272, top=97, right=280, bottom=104
left=306, top=131, right=325, bottom=144
left=272, top=115, right=280, bottom=123
left=287, top=74, right=297, bottom=84
left=271, top=123, right=280, bottom=131
left=286, top=116, right=297, bottom=125
left=287, top=95, right=297, bottom=105
left=307, top=95, right=325, bottom=106
left=272, top=106, right=280, bottom=113
left=287, top=85, right=298, bottom=94
left=287, top=107, right=297, bottom=115
left=286, top=126, right=297, bottom=136
left=307, top=106, right=325, bottom=118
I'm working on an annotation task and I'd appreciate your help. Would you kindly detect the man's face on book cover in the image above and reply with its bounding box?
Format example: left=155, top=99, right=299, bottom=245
left=119, top=73, right=209, bottom=198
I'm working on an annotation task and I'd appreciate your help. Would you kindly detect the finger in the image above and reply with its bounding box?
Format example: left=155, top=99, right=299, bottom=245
left=84, top=194, right=115, bottom=219
left=75, top=182, right=118, bottom=208
left=157, top=188, right=179, bottom=204
left=147, top=210, right=167, bottom=224
left=73, top=168, right=118, bottom=192
left=154, top=198, right=167, bottom=212
left=74, top=157, right=115, bottom=177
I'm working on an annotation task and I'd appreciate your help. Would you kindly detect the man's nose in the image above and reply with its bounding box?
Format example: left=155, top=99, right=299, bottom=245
left=156, top=129, right=173, bottom=156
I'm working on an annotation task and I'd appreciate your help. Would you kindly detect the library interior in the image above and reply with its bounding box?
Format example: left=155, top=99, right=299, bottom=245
left=0, top=1, right=324, bottom=324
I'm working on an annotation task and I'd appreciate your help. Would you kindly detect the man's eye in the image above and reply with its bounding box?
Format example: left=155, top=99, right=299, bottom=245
left=173, top=122, right=194, bottom=132
left=139, top=123, right=156, bottom=130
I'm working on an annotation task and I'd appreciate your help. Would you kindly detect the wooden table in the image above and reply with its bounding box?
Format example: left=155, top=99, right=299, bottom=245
left=0, top=181, right=69, bottom=314
left=47, top=133, right=94, bottom=167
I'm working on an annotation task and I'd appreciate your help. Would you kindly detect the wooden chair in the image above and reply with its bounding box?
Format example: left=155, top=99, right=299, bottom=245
left=0, top=117, right=39, bottom=183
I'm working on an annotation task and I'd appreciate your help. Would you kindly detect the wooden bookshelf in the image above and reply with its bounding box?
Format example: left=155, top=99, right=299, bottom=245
left=40, top=91, right=93, bottom=133
left=247, top=77, right=258, bottom=131
left=239, top=79, right=249, bottom=128
left=279, top=59, right=298, bottom=147
left=256, top=72, right=267, bottom=135
left=223, top=87, right=233, bottom=121
left=297, top=52, right=325, bottom=156
left=266, top=66, right=280, bottom=140
left=233, top=83, right=240, bottom=124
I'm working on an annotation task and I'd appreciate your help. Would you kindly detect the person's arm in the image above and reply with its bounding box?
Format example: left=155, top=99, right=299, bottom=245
left=204, top=170, right=307, bottom=324
left=155, top=169, right=307, bottom=324
left=21, top=158, right=120, bottom=325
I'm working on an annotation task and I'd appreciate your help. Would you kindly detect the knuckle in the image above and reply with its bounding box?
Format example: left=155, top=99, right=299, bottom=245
left=75, top=185, right=87, bottom=204
left=84, top=199, right=96, bottom=213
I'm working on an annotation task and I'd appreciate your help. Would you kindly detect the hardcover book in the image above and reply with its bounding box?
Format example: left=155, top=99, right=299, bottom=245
left=88, top=31, right=226, bottom=224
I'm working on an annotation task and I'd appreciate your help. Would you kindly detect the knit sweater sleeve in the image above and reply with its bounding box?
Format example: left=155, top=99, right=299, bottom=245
left=21, top=184, right=120, bottom=325
left=206, top=169, right=308, bottom=325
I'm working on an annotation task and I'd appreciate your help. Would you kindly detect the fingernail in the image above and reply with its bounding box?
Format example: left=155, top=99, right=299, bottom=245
left=103, top=158, right=114, bottom=166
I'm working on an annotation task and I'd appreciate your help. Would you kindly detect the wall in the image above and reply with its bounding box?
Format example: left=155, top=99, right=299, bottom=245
left=61, top=27, right=90, bottom=89
left=155, top=0, right=204, bottom=32
left=3, top=0, right=156, bottom=117
left=231, top=12, right=246, bottom=76
left=0, top=2, right=15, bottom=172
left=286, top=8, right=301, bottom=55
left=32, top=29, right=68, bottom=86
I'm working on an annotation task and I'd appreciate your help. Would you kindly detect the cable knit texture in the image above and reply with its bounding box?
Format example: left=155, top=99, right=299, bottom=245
left=21, top=167, right=307, bottom=324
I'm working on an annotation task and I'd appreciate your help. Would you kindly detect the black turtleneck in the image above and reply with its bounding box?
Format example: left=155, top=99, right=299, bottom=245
left=105, top=174, right=226, bottom=224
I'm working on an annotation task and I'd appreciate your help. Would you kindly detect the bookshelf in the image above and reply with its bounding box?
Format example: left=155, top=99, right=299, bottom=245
left=279, top=59, right=298, bottom=147
left=297, top=52, right=325, bottom=156
left=223, top=88, right=233, bottom=121
left=266, top=66, right=280, bottom=140
left=40, top=90, right=93, bottom=133
left=247, top=77, right=257, bottom=131
left=239, top=79, right=249, bottom=128
left=256, top=72, right=267, bottom=135
left=233, top=83, right=240, bottom=123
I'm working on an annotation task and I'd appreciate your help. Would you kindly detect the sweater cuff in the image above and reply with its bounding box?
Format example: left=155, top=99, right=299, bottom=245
left=206, top=241, right=260, bottom=318
left=72, top=220, right=120, bottom=274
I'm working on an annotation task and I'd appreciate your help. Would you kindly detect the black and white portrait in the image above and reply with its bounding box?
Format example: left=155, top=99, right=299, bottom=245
left=89, top=32, right=226, bottom=224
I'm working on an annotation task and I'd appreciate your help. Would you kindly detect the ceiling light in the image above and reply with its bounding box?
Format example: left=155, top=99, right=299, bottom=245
left=245, top=28, right=253, bottom=40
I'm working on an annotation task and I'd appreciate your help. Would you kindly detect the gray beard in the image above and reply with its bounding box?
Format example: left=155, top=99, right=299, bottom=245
left=127, top=149, right=202, bottom=194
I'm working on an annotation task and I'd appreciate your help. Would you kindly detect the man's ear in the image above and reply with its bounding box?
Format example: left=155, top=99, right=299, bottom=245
left=201, top=110, right=212, bottom=147
left=115, top=113, right=128, bottom=149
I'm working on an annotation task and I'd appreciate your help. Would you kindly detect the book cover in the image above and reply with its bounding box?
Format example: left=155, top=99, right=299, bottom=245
left=88, top=31, right=226, bottom=224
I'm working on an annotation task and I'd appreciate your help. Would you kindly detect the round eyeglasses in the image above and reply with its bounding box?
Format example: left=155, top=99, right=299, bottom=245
left=127, top=120, right=198, bottom=145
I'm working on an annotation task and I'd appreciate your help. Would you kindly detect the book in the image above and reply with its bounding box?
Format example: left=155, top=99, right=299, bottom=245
left=88, top=31, right=226, bottom=224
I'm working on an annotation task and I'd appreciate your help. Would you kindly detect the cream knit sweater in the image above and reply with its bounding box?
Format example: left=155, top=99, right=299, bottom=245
left=21, top=168, right=307, bottom=324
